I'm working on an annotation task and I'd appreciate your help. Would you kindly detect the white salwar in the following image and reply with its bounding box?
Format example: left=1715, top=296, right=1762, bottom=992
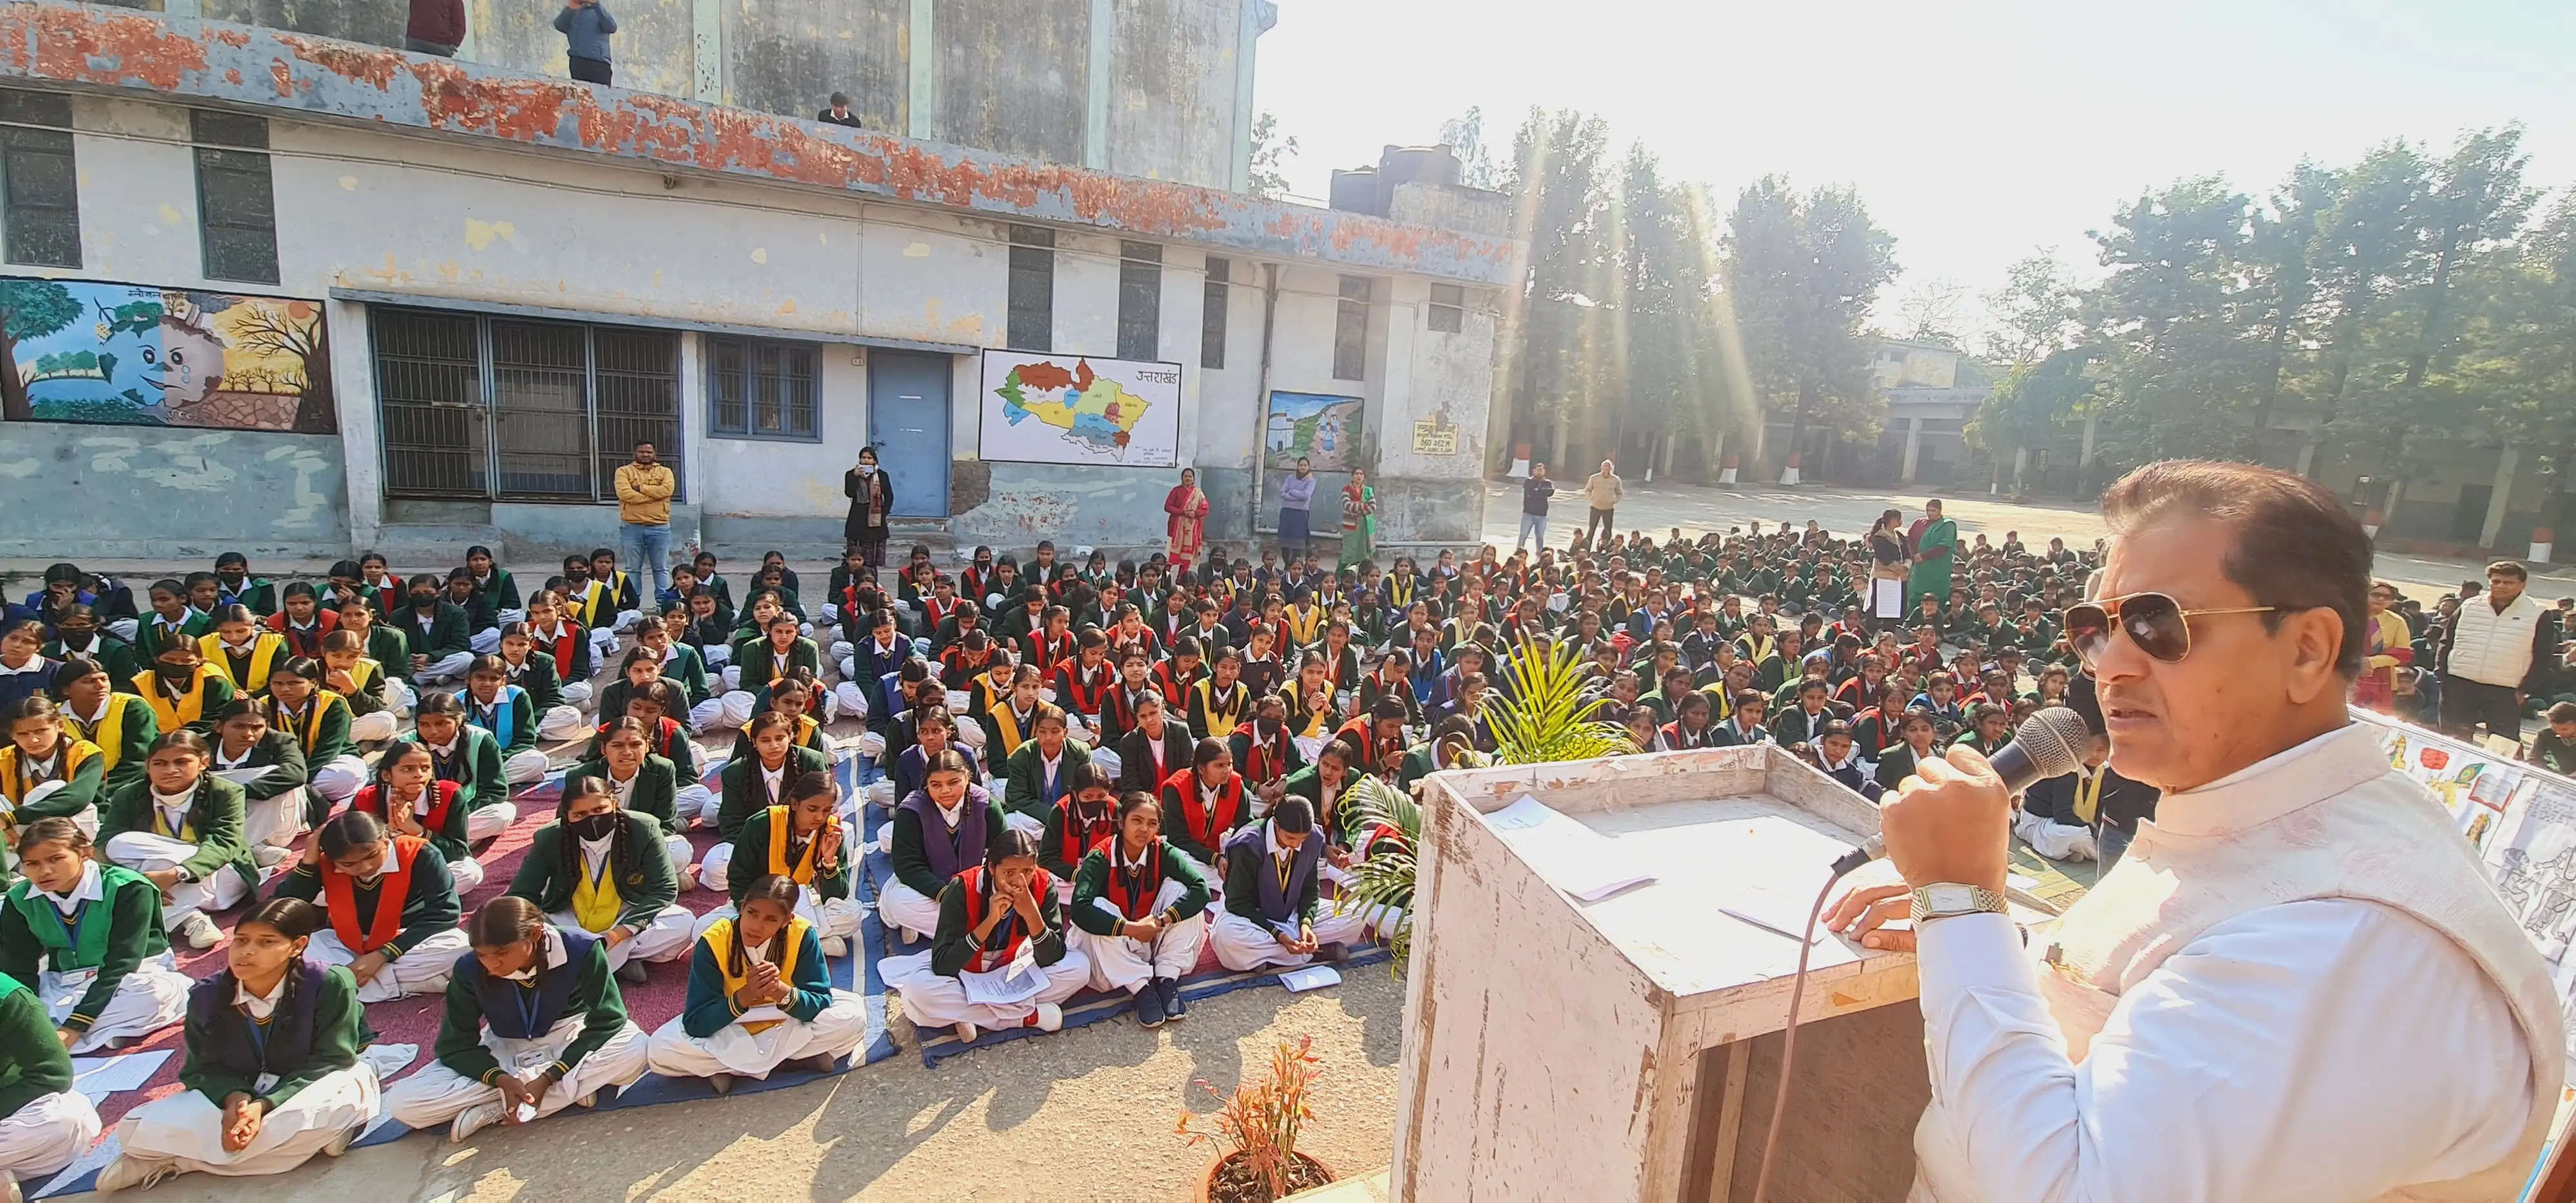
left=502, top=749, right=552, bottom=786
left=879, top=945, right=1090, bottom=1032
left=644, top=992, right=869, bottom=1080
left=1208, top=904, right=1387, bottom=972
left=310, top=927, right=471, bottom=1004
left=687, top=697, right=726, bottom=733
left=310, top=755, right=368, bottom=806
left=1072, top=879, right=1206, bottom=993
left=876, top=880, right=943, bottom=944
left=0, top=1090, right=99, bottom=1184
left=547, top=907, right=695, bottom=971
left=241, top=787, right=306, bottom=852
left=536, top=704, right=588, bottom=743
left=37, top=951, right=190, bottom=1054
left=348, top=710, right=400, bottom=744
left=113, top=1061, right=380, bottom=1179
left=383, top=1015, right=649, bottom=1132
left=412, top=652, right=473, bottom=687
left=100, top=832, right=254, bottom=930
left=464, top=801, right=518, bottom=846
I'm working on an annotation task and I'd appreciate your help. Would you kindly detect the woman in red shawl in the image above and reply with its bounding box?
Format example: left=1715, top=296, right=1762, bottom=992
left=1164, top=468, right=1210, bottom=573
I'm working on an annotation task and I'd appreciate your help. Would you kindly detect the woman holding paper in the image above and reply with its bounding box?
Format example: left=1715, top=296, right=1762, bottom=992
left=878, top=829, right=1088, bottom=1045
left=92, top=898, right=379, bottom=1191
left=646, top=875, right=867, bottom=1094
left=1069, top=791, right=1209, bottom=1028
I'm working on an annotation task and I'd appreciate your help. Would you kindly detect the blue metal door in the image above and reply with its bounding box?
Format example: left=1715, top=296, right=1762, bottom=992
left=867, top=352, right=951, bottom=518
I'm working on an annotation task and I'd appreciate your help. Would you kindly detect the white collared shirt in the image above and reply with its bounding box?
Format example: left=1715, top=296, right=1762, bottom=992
left=934, top=797, right=964, bottom=831
left=761, top=763, right=786, bottom=804
left=39, top=860, right=103, bottom=915
left=502, top=925, right=570, bottom=981
left=235, top=971, right=289, bottom=1020
left=151, top=786, right=193, bottom=833
left=607, top=768, right=638, bottom=810
left=579, top=833, right=614, bottom=882
left=1914, top=725, right=2533, bottom=1202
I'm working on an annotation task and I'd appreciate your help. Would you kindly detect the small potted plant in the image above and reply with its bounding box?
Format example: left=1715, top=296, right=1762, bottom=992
left=1178, top=1036, right=1336, bottom=1202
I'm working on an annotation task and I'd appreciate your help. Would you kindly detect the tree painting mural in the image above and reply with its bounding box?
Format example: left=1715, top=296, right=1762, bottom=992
left=0, top=277, right=334, bottom=433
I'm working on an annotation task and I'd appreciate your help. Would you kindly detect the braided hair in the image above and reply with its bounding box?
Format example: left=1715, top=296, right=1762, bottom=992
left=726, top=873, right=801, bottom=979
left=554, top=773, right=633, bottom=893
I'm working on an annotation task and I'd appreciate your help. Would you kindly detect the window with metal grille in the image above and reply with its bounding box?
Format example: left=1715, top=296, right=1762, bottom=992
left=1333, top=276, right=1372, bottom=381
left=707, top=336, right=819, bottom=440
left=1007, top=224, right=1054, bottom=352
left=1200, top=256, right=1229, bottom=370
left=0, top=90, right=79, bottom=269
left=1428, top=283, right=1464, bottom=334
left=1117, top=240, right=1160, bottom=362
left=370, top=306, right=681, bottom=502
left=191, top=109, right=278, bottom=285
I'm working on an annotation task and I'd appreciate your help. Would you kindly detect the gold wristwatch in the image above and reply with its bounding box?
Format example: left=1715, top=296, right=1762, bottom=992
left=1909, top=882, right=2008, bottom=925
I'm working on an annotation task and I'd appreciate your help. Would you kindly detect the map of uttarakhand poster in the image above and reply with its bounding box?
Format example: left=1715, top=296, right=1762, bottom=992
left=978, top=350, right=1182, bottom=468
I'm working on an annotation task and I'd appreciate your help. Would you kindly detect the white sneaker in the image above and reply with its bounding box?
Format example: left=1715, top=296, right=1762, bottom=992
left=91, top=1155, right=177, bottom=1194
left=951, top=1020, right=978, bottom=1045
left=1033, top=1001, right=1063, bottom=1032
left=449, top=1101, right=504, bottom=1143
left=819, top=936, right=848, bottom=958
left=174, top=911, right=222, bottom=951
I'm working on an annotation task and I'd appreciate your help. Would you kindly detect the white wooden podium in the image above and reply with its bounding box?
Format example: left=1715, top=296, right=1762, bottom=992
left=1392, top=746, right=2046, bottom=1202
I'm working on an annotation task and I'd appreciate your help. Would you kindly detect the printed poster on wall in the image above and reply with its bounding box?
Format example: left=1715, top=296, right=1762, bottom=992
left=977, top=350, right=1181, bottom=468
left=0, top=277, right=334, bottom=433
left=1264, top=390, right=1365, bottom=471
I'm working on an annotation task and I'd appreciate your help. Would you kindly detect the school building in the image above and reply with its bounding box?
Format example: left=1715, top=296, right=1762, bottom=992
left=0, top=1, right=1513, bottom=566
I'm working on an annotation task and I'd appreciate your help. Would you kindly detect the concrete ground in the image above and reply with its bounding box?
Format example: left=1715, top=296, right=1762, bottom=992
left=1477, top=478, right=2576, bottom=606
left=80, top=969, right=1405, bottom=1201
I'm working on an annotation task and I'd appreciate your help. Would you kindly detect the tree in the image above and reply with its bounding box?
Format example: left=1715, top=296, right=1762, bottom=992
left=1721, top=176, right=1899, bottom=479
left=1495, top=107, right=1613, bottom=469
left=1247, top=111, right=1298, bottom=198
left=2302, top=140, right=2429, bottom=475
left=2087, top=176, right=2260, bottom=463
left=227, top=299, right=336, bottom=433
left=0, top=279, right=82, bottom=421
left=1892, top=276, right=1971, bottom=348
left=1980, top=251, right=2083, bottom=368
left=1436, top=106, right=1507, bottom=191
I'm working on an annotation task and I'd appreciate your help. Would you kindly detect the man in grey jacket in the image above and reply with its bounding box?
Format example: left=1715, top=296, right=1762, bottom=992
left=554, top=0, right=616, bottom=85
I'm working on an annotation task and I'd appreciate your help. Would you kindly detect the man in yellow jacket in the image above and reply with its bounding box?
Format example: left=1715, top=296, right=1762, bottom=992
left=614, top=440, right=676, bottom=617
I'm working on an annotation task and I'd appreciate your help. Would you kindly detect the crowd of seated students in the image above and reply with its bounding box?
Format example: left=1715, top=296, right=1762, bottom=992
left=0, top=518, right=2139, bottom=1192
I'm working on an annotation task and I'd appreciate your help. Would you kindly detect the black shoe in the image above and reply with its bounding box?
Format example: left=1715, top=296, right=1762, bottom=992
left=1154, top=976, right=1185, bottom=1019
left=616, top=960, right=649, bottom=986
left=1134, top=982, right=1166, bottom=1028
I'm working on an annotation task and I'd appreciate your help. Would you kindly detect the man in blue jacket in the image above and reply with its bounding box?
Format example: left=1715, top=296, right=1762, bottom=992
left=554, top=0, right=616, bottom=85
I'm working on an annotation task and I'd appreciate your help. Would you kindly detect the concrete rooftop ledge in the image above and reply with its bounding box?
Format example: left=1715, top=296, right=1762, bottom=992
left=0, top=1, right=1519, bottom=286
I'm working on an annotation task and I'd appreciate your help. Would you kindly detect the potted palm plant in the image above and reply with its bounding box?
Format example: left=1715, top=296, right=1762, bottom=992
left=1179, top=1036, right=1336, bottom=1202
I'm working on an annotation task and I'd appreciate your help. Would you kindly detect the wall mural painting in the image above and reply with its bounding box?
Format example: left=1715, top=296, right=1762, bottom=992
left=0, top=277, right=334, bottom=433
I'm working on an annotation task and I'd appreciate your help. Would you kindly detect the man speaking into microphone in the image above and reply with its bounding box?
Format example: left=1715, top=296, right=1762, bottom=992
left=1826, top=461, right=2562, bottom=1202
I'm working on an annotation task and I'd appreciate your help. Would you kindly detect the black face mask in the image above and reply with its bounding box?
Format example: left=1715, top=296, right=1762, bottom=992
left=569, top=811, right=620, bottom=842
left=155, top=661, right=196, bottom=683
left=412, top=592, right=439, bottom=611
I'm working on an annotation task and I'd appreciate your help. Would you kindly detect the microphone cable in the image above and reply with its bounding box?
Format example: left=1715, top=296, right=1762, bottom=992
left=1746, top=867, right=1852, bottom=1203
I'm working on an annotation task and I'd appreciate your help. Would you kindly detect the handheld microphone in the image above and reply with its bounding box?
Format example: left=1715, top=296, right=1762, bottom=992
left=1828, top=705, right=2094, bottom=878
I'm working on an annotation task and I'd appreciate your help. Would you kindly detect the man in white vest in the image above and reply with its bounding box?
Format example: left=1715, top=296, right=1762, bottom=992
left=1829, top=460, right=2562, bottom=1202
left=2438, top=560, right=2559, bottom=745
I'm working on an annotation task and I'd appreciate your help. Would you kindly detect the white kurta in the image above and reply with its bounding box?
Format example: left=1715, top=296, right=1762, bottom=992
left=382, top=1014, right=649, bottom=1130
left=644, top=990, right=869, bottom=1079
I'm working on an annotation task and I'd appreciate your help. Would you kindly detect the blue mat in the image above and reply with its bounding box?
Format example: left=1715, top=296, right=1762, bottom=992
left=32, top=753, right=900, bottom=1198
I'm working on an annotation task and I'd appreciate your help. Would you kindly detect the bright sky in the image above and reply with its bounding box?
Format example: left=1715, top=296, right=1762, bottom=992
left=1255, top=0, right=2576, bottom=337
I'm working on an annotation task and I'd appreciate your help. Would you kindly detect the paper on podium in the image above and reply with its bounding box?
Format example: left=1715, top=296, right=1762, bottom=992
left=960, top=950, right=1046, bottom=1007
left=1484, top=794, right=1658, bottom=902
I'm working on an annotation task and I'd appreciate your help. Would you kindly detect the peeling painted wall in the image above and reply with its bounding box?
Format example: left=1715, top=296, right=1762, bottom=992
left=722, top=0, right=904, bottom=128
left=0, top=2, right=1517, bottom=285
left=0, top=422, right=346, bottom=558
left=462, top=0, right=696, bottom=102
left=931, top=0, right=1083, bottom=169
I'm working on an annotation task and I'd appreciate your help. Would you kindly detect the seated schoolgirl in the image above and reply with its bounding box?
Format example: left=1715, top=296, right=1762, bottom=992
left=268, top=810, right=468, bottom=1004
left=518, top=592, right=596, bottom=713
left=705, top=772, right=860, bottom=955
left=878, top=829, right=1088, bottom=1044
left=725, top=672, right=829, bottom=766
left=0, top=625, right=62, bottom=715
left=382, top=897, right=650, bottom=1144
left=352, top=741, right=486, bottom=894
left=880, top=749, right=1009, bottom=943
left=91, top=898, right=379, bottom=1191
left=207, top=699, right=309, bottom=863
left=1208, top=797, right=1395, bottom=972
left=197, top=605, right=287, bottom=699
left=444, top=571, right=499, bottom=665
left=646, top=873, right=868, bottom=1094
left=44, top=603, right=140, bottom=692
left=564, top=718, right=697, bottom=887
left=1038, top=763, right=1120, bottom=888
left=406, top=692, right=516, bottom=847
left=505, top=776, right=693, bottom=987
left=0, top=817, right=191, bottom=1052
left=0, top=697, right=104, bottom=845
left=317, top=630, right=399, bottom=744
left=1159, top=738, right=1248, bottom=873
left=1000, top=704, right=1091, bottom=840
left=587, top=681, right=714, bottom=824
left=495, top=621, right=588, bottom=743
left=133, top=579, right=209, bottom=668
left=1069, top=791, right=1210, bottom=1027
left=138, top=639, right=236, bottom=738
left=1112, top=689, right=1193, bottom=797
left=0, top=912, right=101, bottom=1192
left=463, top=545, right=522, bottom=657
left=53, top=658, right=155, bottom=798
left=261, top=583, right=337, bottom=663
left=886, top=705, right=978, bottom=811
left=591, top=647, right=669, bottom=746
left=835, top=607, right=909, bottom=723
left=703, top=712, right=830, bottom=887
left=722, top=611, right=827, bottom=730
left=636, top=617, right=722, bottom=733
left=461, top=655, right=552, bottom=787
left=261, top=655, right=366, bottom=815
left=396, top=574, right=473, bottom=688
left=331, top=594, right=415, bottom=718
left=99, top=732, right=260, bottom=951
